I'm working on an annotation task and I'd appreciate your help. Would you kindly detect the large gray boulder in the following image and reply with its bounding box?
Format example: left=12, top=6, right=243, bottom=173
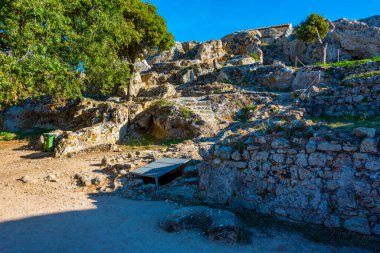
left=255, top=64, right=296, bottom=91
left=160, top=206, right=249, bottom=243
left=292, top=70, right=321, bottom=90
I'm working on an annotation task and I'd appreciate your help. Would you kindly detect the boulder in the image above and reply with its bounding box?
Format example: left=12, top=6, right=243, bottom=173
left=141, top=71, right=160, bottom=87
left=118, top=72, right=144, bottom=99
left=195, top=40, right=226, bottom=61
left=160, top=206, right=249, bottom=243
left=360, top=138, right=379, bottom=153
left=292, top=70, right=321, bottom=90
left=353, top=127, right=377, bottom=139
left=135, top=60, right=151, bottom=72
left=343, top=217, right=371, bottom=235
left=214, top=146, right=234, bottom=160
left=54, top=104, right=130, bottom=157
left=138, top=83, right=177, bottom=99
left=256, top=65, right=295, bottom=91
left=132, top=103, right=212, bottom=139
left=225, top=55, right=259, bottom=66
left=221, top=30, right=261, bottom=57
left=271, top=138, right=290, bottom=149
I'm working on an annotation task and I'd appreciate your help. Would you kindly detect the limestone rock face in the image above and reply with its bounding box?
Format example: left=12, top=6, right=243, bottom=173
left=195, top=40, right=226, bottom=61
left=148, top=42, right=186, bottom=65
left=221, top=30, right=262, bottom=57
left=132, top=103, right=215, bottom=139
left=135, top=60, right=151, bottom=73
left=54, top=103, right=132, bottom=157
left=255, top=65, right=295, bottom=91
left=275, top=17, right=380, bottom=65
left=141, top=71, right=160, bottom=87
left=129, top=71, right=143, bottom=98
left=137, top=83, right=177, bottom=99
left=2, top=98, right=123, bottom=132
left=360, top=15, right=380, bottom=27
left=225, top=55, right=258, bottom=66
left=331, top=18, right=380, bottom=59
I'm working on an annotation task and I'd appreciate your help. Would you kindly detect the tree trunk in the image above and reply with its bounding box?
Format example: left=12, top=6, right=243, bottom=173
left=322, top=42, right=328, bottom=65
left=127, top=63, right=135, bottom=102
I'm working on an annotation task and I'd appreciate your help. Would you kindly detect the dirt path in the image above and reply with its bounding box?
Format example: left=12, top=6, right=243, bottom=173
left=0, top=141, right=372, bottom=253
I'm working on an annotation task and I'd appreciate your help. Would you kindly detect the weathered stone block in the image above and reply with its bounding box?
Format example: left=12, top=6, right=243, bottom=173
left=317, top=142, right=342, bottom=152
left=343, top=217, right=371, bottom=235
left=354, top=127, right=377, bottom=139
left=308, top=153, right=327, bottom=167
left=271, top=138, right=290, bottom=149
left=360, top=138, right=378, bottom=153
left=306, top=140, right=317, bottom=153
left=214, top=146, right=234, bottom=160
left=365, top=160, right=380, bottom=171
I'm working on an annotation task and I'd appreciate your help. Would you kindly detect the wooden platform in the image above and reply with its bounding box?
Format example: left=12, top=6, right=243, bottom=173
left=130, top=158, right=191, bottom=187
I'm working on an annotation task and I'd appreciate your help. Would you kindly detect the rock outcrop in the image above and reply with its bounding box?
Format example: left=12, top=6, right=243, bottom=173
left=132, top=101, right=211, bottom=139
left=54, top=102, right=133, bottom=157
left=331, top=18, right=380, bottom=59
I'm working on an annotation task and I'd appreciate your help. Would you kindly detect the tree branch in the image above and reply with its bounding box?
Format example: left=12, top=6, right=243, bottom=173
left=16, top=45, right=31, bottom=62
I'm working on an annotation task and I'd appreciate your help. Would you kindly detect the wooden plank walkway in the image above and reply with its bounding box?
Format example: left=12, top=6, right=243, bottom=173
left=130, top=158, right=191, bottom=187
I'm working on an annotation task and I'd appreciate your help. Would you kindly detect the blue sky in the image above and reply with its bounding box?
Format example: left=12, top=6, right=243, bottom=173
left=150, top=0, right=380, bottom=42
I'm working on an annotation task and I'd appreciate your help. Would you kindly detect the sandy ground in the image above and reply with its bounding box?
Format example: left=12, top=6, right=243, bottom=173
left=0, top=140, right=373, bottom=253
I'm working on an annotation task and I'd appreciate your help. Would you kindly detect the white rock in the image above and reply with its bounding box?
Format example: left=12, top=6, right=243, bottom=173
left=354, top=127, right=377, bottom=138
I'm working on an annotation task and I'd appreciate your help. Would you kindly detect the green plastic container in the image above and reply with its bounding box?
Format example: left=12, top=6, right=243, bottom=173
left=43, top=133, right=55, bottom=152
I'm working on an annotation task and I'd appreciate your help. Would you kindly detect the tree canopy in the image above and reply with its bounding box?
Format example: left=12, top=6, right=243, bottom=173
left=0, top=0, right=174, bottom=108
left=295, top=13, right=329, bottom=44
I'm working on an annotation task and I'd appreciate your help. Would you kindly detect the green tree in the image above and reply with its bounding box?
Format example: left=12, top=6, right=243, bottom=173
left=117, top=0, right=175, bottom=101
left=66, top=0, right=175, bottom=100
left=0, top=0, right=174, bottom=108
left=296, top=13, right=330, bottom=64
left=0, top=0, right=83, bottom=107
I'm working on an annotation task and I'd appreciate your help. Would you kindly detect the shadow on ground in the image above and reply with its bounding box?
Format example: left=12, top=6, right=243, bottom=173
left=0, top=192, right=377, bottom=253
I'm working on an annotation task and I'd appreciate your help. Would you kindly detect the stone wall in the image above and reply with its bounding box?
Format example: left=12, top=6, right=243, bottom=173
left=199, top=128, right=380, bottom=236
left=299, top=74, right=380, bottom=116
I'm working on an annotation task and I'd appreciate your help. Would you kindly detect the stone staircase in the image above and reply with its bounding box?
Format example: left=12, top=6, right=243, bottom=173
left=171, top=96, right=220, bottom=128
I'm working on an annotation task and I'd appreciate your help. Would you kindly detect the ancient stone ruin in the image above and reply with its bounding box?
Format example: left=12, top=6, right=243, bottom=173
left=1, top=15, right=379, bottom=239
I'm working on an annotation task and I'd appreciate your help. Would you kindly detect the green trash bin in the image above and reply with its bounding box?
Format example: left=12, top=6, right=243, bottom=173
left=43, top=133, right=55, bottom=152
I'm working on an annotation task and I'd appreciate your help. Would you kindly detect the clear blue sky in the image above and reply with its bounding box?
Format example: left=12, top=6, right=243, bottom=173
left=150, top=0, right=380, bottom=42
